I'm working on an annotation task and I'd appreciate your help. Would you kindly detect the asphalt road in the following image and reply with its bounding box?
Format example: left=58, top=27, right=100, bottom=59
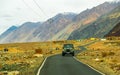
left=39, top=54, right=102, bottom=75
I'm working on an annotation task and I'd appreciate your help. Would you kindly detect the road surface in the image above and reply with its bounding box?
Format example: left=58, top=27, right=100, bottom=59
left=39, top=54, right=102, bottom=75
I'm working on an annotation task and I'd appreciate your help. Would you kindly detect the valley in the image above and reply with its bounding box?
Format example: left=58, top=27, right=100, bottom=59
left=0, top=39, right=120, bottom=75
left=0, top=1, right=120, bottom=75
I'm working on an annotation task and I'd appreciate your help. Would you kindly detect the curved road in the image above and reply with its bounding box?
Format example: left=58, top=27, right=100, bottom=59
left=39, top=54, right=102, bottom=75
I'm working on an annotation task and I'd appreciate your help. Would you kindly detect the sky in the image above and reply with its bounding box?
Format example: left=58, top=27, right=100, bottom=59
left=0, top=0, right=116, bottom=35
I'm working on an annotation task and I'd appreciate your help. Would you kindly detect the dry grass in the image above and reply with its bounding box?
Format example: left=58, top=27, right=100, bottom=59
left=77, top=40, right=120, bottom=75
left=0, top=40, right=88, bottom=75
left=0, top=39, right=100, bottom=75
left=0, top=41, right=59, bottom=75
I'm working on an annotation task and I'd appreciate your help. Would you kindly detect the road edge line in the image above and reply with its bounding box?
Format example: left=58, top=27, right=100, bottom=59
left=36, top=54, right=60, bottom=75
left=74, top=57, right=106, bottom=75
left=36, top=57, right=48, bottom=75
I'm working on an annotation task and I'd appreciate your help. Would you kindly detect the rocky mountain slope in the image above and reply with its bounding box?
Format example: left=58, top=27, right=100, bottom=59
left=51, top=2, right=120, bottom=40
left=0, top=1, right=119, bottom=43
left=0, top=13, right=76, bottom=43
left=74, top=2, right=119, bottom=22
left=68, top=5, right=120, bottom=40
left=31, top=13, right=76, bottom=41
left=0, top=26, right=18, bottom=39
left=0, top=22, right=41, bottom=43
left=105, top=22, right=120, bottom=37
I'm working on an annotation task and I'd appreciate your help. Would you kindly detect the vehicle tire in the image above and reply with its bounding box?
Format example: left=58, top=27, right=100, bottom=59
left=72, top=52, right=74, bottom=56
left=62, top=52, right=65, bottom=56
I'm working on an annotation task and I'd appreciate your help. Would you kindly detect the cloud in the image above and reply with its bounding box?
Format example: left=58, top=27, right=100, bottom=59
left=16, top=7, right=22, bottom=11
left=0, top=0, right=116, bottom=35
left=1, top=14, right=13, bottom=18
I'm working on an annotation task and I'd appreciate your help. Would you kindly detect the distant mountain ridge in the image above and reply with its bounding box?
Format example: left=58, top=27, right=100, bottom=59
left=54, top=2, right=120, bottom=40
left=0, top=1, right=120, bottom=43
left=74, top=2, right=119, bottom=22
left=68, top=5, right=120, bottom=40
left=0, top=13, right=76, bottom=43
left=0, top=22, right=41, bottom=43
left=0, top=26, right=18, bottom=39
left=31, top=13, right=76, bottom=41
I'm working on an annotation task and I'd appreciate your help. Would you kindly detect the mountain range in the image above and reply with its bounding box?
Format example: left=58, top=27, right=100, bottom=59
left=68, top=4, right=120, bottom=40
left=0, top=26, right=18, bottom=39
left=0, top=1, right=120, bottom=43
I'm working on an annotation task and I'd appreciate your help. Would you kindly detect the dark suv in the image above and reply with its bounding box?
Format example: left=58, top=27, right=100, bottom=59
left=62, top=44, right=75, bottom=56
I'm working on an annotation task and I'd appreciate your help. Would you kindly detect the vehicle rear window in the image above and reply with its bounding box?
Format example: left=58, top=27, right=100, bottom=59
left=63, top=44, right=74, bottom=48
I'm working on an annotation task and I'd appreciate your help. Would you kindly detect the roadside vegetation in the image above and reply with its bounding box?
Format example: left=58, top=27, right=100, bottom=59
left=0, top=41, right=63, bottom=75
left=1, top=39, right=119, bottom=75
left=77, top=39, right=120, bottom=75
left=0, top=40, right=90, bottom=75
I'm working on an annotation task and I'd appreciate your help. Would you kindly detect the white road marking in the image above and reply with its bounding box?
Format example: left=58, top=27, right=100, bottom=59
left=36, top=57, right=48, bottom=75
left=74, top=57, right=106, bottom=75
left=36, top=54, right=59, bottom=75
left=37, top=54, right=105, bottom=75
